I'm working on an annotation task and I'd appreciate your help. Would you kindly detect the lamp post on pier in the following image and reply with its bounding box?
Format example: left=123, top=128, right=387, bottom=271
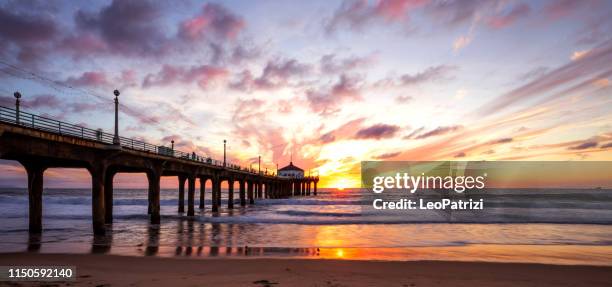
left=223, top=139, right=227, bottom=167
left=112, top=90, right=120, bottom=145
left=13, top=92, right=21, bottom=125
left=258, top=155, right=261, bottom=175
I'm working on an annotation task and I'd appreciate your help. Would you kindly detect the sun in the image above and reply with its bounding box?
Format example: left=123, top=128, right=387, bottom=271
left=335, top=178, right=350, bottom=190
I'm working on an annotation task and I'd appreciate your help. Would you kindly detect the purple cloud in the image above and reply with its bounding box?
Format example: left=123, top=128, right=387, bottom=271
left=354, top=124, right=400, bottom=140
left=373, top=151, right=401, bottom=159
left=568, top=141, right=598, bottom=150
left=230, top=59, right=311, bottom=92
left=486, top=2, right=530, bottom=29
left=326, top=0, right=427, bottom=33
left=143, top=64, right=228, bottom=89
left=179, top=3, right=245, bottom=42
left=414, top=125, right=463, bottom=139
left=63, top=71, right=109, bottom=87
left=307, top=74, right=362, bottom=115
left=73, top=0, right=167, bottom=56
left=400, top=65, right=456, bottom=86
left=0, top=5, right=59, bottom=63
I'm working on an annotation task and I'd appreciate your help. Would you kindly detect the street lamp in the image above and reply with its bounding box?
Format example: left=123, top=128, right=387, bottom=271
left=113, top=90, right=120, bottom=145
left=171, top=140, right=174, bottom=151
left=223, top=139, right=227, bottom=167
left=258, top=155, right=261, bottom=174
left=13, top=92, right=21, bottom=125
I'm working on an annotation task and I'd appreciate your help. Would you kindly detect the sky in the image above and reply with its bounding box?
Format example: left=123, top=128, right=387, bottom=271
left=0, top=0, right=611, bottom=188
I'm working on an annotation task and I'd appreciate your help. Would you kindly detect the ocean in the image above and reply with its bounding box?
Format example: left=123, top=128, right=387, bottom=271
left=1, top=188, right=612, bottom=265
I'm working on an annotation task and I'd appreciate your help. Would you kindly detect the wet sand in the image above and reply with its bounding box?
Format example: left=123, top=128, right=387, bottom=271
left=1, top=253, right=611, bottom=286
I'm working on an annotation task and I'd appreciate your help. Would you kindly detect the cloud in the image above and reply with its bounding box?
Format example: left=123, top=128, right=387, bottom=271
left=403, top=126, right=424, bottom=139
left=63, top=71, right=109, bottom=87
left=453, top=35, right=472, bottom=51
left=178, top=3, right=245, bottom=42
left=395, top=95, right=413, bottom=103
left=72, top=0, right=167, bottom=56
left=318, top=117, right=367, bottom=144
left=23, top=94, right=61, bottom=109
left=602, top=142, right=612, bottom=149
left=477, top=39, right=612, bottom=115
left=543, top=0, right=584, bottom=20
left=424, top=0, right=483, bottom=26
left=319, top=53, right=376, bottom=74
left=568, top=141, right=598, bottom=150
left=490, top=137, right=513, bottom=144
left=400, top=65, right=457, bottom=85
left=517, top=66, right=549, bottom=81
left=485, top=3, right=530, bottom=29
left=571, top=49, right=590, bottom=61
left=354, top=124, right=400, bottom=140
left=306, top=74, right=362, bottom=115
left=326, top=0, right=427, bottom=33
left=454, top=151, right=466, bottom=158
left=373, top=151, right=401, bottom=159
left=0, top=5, right=59, bottom=63
left=414, top=125, right=463, bottom=139
left=230, top=59, right=311, bottom=92
left=143, top=64, right=228, bottom=89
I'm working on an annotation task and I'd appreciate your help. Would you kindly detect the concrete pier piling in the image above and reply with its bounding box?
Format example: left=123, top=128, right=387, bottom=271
left=178, top=175, right=186, bottom=213
left=228, top=180, right=234, bottom=209
left=105, top=170, right=115, bottom=223
left=187, top=175, right=196, bottom=216
left=147, top=169, right=161, bottom=224
left=248, top=181, right=254, bottom=204
left=240, top=180, right=246, bottom=206
left=199, top=177, right=206, bottom=209
left=23, top=162, right=45, bottom=234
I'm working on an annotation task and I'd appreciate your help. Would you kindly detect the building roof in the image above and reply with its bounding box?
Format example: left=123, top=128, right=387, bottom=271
left=279, top=162, right=304, bottom=172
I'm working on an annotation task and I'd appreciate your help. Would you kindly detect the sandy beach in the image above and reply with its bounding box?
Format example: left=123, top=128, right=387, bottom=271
left=1, top=253, right=611, bottom=287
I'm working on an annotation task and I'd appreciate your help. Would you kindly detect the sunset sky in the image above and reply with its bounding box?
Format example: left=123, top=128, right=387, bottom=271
left=0, top=0, right=611, bottom=188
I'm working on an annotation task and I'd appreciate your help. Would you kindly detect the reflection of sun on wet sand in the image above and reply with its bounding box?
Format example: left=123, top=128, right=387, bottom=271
left=1, top=253, right=611, bottom=287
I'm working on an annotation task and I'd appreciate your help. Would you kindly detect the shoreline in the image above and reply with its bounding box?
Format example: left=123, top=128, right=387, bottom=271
left=1, top=253, right=611, bottom=286
left=5, top=244, right=612, bottom=266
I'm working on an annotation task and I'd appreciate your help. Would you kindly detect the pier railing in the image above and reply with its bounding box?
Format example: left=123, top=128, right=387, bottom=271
left=0, top=106, right=269, bottom=175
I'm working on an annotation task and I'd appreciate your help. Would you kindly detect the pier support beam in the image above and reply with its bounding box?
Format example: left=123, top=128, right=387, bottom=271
left=199, top=177, right=206, bottom=209
left=314, top=181, right=317, bottom=196
left=104, top=170, right=115, bottom=224
left=23, top=162, right=46, bottom=234
left=89, top=163, right=107, bottom=235
left=147, top=167, right=161, bottom=224
left=258, top=182, right=263, bottom=198
left=239, top=180, right=246, bottom=206
left=211, top=177, right=220, bottom=212
left=247, top=181, right=254, bottom=204
left=178, top=175, right=186, bottom=213
left=187, top=175, right=196, bottom=216
left=228, top=179, right=234, bottom=209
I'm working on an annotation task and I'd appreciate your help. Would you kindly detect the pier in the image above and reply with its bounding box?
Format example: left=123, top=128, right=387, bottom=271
left=0, top=101, right=318, bottom=235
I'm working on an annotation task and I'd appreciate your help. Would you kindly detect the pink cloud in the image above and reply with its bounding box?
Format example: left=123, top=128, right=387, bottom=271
left=179, top=3, right=245, bottom=42
left=64, top=71, right=109, bottom=87
left=230, top=59, right=311, bottom=92
left=326, top=0, right=427, bottom=32
left=486, top=2, right=530, bottom=29
left=143, top=64, right=228, bottom=89
left=306, top=74, right=363, bottom=115
left=354, top=124, right=400, bottom=140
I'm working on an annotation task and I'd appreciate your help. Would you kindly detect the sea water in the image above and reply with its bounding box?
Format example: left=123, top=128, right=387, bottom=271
left=1, top=188, right=612, bottom=265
